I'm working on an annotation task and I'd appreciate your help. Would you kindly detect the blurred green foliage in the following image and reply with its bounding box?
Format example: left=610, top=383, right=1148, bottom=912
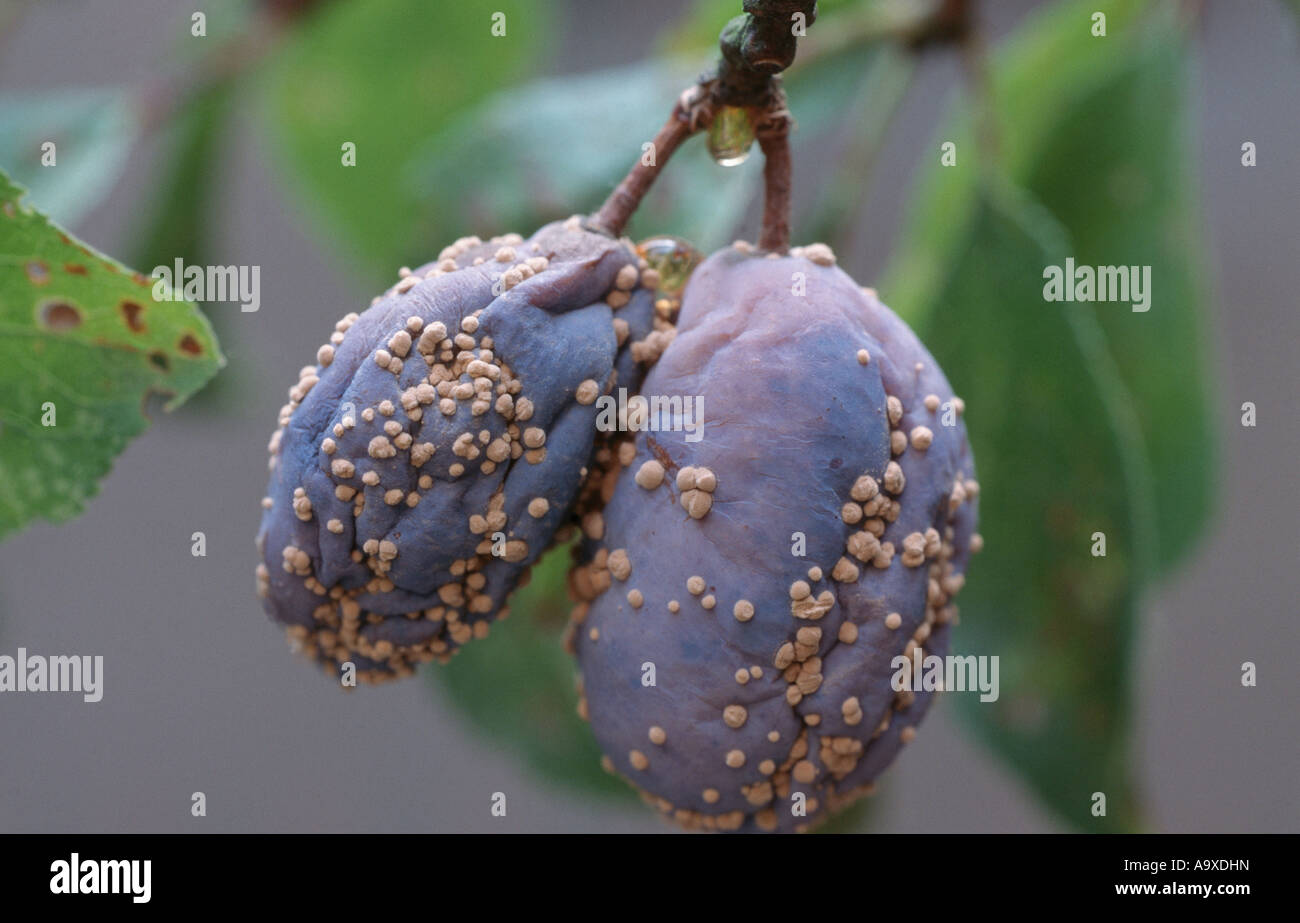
left=131, top=78, right=245, bottom=410
left=1023, top=25, right=1212, bottom=575
left=890, top=0, right=1212, bottom=576
left=907, top=182, right=1149, bottom=830
left=131, top=81, right=235, bottom=288
left=262, top=0, right=549, bottom=286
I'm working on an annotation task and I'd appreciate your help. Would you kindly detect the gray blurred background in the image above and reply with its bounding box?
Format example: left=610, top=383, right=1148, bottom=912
left=0, top=0, right=1296, bottom=832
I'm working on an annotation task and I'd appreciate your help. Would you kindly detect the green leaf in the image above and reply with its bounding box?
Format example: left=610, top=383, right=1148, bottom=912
left=917, top=182, right=1150, bottom=831
left=887, top=0, right=1212, bottom=574
left=0, top=88, right=137, bottom=228
left=0, top=172, right=223, bottom=540
left=260, top=0, right=549, bottom=285
left=1020, top=18, right=1213, bottom=573
left=430, top=542, right=637, bottom=803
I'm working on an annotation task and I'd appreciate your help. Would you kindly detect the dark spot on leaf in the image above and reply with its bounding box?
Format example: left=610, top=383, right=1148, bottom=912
left=149, top=352, right=170, bottom=372
left=179, top=334, right=203, bottom=356
left=25, top=261, right=49, bottom=285
left=40, top=302, right=82, bottom=330
left=64, top=263, right=88, bottom=275
left=121, top=300, right=146, bottom=332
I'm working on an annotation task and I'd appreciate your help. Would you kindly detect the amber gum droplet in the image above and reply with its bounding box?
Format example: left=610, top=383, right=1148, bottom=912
left=707, top=105, right=756, bottom=167
left=635, top=236, right=703, bottom=296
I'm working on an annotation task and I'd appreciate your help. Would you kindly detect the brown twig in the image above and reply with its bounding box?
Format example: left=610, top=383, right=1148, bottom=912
left=756, top=129, right=792, bottom=252
left=754, top=83, right=793, bottom=252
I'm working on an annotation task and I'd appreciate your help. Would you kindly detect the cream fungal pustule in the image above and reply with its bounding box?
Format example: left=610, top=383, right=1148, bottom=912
left=570, top=242, right=979, bottom=832
left=257, top=219, right=672, bottom=683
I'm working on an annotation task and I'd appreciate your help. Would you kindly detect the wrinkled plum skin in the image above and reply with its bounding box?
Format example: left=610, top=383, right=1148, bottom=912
left=257, top=222, right=660, bottom=680
left=572, top=247, right=977, bottom=832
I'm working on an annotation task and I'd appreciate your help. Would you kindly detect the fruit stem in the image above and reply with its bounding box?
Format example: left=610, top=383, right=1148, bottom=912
left=590, top=86, right=709, bottom=238
left=755, top=86, right=793, bottom=253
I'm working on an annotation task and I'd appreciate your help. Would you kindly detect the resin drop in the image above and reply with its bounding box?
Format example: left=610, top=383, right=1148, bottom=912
left=707, top=106, right=755, bottom=167
left=636, top=237, right=703, bottom=296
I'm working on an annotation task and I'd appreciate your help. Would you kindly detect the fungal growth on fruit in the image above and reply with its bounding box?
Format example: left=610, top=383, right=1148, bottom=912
left=256, top=219, right=673, bottom=682
left=568, top=242, right=979, bottom=831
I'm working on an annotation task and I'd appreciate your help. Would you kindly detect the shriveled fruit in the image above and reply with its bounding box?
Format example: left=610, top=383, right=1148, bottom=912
left=256, top=219, right=673, bottom=683
left=569, top=241, right=980, bottom=832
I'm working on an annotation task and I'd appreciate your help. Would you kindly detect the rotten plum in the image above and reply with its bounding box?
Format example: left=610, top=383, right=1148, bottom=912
left=255, top=219, right=671, bottom=683
left=568, top=241, right=980, bottom=832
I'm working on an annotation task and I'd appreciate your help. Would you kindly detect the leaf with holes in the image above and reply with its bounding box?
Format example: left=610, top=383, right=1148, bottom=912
left=0, top=171, right=223, bottom=540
